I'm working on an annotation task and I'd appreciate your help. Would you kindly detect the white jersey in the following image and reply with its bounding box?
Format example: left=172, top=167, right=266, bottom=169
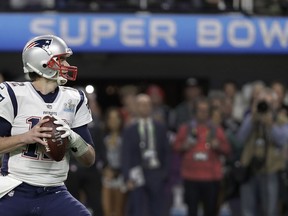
left=0, top=81, right=92, bottom=187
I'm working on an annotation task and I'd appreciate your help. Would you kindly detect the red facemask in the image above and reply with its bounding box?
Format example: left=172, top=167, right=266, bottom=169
left=47, top=54, right=78, bottom=81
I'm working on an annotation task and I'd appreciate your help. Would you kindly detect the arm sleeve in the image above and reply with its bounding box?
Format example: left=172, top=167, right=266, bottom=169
left=72, top=124, right=94, bottom=147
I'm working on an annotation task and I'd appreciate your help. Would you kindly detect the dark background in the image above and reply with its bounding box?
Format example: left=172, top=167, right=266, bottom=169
left=2, top=52, right=287, bottom=109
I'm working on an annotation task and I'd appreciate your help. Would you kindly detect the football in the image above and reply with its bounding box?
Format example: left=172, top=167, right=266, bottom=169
left=41, top=115, right=68, bottom=162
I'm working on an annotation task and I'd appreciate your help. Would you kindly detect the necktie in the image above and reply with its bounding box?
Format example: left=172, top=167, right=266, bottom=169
left=144, top=121, right=149, bottom=146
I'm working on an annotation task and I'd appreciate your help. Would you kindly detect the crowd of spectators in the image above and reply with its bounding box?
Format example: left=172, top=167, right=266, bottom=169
left=60, top=76, right=288, bottom=216
left=0, top=0, right=287, bottom=14
left=2, top=66, right=288, bottom=216
left=2, top=66, right=288, bottom=215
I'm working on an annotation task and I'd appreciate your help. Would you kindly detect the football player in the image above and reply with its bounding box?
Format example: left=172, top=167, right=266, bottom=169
left=0, top=35, right=95, bottom=216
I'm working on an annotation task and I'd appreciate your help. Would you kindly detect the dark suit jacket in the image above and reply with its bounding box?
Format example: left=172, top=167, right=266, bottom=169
left=121, top=120, right=171, bottom=184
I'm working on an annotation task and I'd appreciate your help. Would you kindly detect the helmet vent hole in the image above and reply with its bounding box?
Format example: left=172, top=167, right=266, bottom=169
left=42, top=64, right=47, bottom=68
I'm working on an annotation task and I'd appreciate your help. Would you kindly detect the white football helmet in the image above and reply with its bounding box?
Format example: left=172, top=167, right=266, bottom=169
left=22, top=35, right=77, bottom=85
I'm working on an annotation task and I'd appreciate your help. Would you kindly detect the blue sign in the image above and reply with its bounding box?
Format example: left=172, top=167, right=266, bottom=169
left=1, top=13, right=288, bottom=53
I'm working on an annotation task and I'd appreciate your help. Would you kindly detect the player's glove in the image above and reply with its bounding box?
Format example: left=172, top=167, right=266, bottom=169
left=53, top=115, right=89, bottom=157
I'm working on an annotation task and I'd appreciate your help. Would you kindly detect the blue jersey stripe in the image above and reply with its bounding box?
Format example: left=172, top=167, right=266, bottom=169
left=75, top=90, right=84, bottom=114
left=1, top=153, right=10, bottom=176
left=4, top=82, right=18, bottom=118
left=0, top=117, right=12, bottom=136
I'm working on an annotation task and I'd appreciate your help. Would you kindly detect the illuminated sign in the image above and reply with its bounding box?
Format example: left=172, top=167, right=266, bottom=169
left=1, top=13, right=288, bottom=53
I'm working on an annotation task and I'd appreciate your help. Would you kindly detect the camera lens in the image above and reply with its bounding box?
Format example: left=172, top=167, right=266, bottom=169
left=257, top=100, right=269, bottom=113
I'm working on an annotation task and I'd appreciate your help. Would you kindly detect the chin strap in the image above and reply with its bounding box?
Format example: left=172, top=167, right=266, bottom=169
left=44, top=72, right=67, bottom=85
left=57, top=75, right=67, bottom=85
left=25, top=63, right=67, bottom=85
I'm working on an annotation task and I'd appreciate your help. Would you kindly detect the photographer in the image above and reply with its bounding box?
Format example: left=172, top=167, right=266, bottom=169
left=173, top=98, right=230, bottom=216
left=237, top=88, right=286, bottom=216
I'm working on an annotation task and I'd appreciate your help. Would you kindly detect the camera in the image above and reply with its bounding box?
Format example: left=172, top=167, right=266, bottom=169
left=256, top=100, right=269, bottom=113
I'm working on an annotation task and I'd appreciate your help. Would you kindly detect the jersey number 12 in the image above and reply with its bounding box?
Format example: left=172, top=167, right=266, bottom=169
left=22, top=117, right=52, bottom=161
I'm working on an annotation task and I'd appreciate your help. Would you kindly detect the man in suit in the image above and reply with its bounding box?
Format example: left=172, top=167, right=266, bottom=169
left=122, top=94, right=171, bottom=216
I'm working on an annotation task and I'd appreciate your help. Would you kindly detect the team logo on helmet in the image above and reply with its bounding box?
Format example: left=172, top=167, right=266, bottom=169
left=25, top=39, right=52, bottom=52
